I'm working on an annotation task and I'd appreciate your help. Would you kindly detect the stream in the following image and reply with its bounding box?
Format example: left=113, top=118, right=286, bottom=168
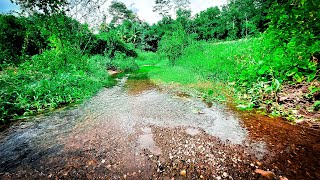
left=0, top=73, right=320, bottom=179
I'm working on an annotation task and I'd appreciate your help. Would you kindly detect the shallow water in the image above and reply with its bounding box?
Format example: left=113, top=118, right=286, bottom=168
left=0, top=74, right=319, bottom=179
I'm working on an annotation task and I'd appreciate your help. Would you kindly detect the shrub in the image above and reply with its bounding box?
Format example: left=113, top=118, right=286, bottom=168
left=93, top=31, right=137, bottom=58
left=0, top=50, right=114, bottom=123
left=158, top=23, right=191, bottom=65
left=106, top=52, right=138, bottom=72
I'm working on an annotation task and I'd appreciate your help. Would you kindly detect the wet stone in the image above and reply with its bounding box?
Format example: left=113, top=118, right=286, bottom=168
left=137, top=133, right=162, bottom=155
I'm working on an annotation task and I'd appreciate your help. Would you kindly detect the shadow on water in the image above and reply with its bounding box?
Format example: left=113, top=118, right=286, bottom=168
left=0, top=66, right=319, bottom=179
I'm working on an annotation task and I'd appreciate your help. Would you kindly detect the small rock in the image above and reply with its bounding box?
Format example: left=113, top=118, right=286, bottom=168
left=254, top=169, right=276, bottom=180
left=250, top=163, right=255, bottom=167
left=180, top=170, right=186, bottom=176
left=86, top=160, right=97, bottom=167
left=216, top=176, right=222, bottom=180
left=200, top=175, right=204, bottom=179
left=169, top=153, right=173, bottom=159
left=222, top=172, right=228, bottom=178
left=101, top=159, right=106, bottom=164
left=256, top=161, right=262, bottom=166
left=295, top=120, right=305, bottom=125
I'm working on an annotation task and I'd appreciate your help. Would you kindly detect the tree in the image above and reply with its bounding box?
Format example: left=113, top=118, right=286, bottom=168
left=0, top=15, right=27, bottom=68
left=172, top=0, right=190, bottom=10
left=216, top=0, right=272, bottom=40
left=192, top=6, right=221, bottom=40
left=11, top=0, right=67, bottom=15
left=153, top=0, right=190, bottom=17
left=153, top=0, right=172, bottom=17
left=109, top=0, right=136, bottom=25
left=158, top=23, right=189, bottom=65
left=267, top=0, right=320, bottom=78
left=176, top=8, right=191, bottom=26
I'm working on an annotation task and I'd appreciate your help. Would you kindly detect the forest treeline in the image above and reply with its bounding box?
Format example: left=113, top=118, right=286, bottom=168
left=0, top=0, right=319, bottom=122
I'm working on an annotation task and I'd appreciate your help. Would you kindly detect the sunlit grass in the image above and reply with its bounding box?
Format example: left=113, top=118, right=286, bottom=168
left=134, top=39, right=262, bottom=102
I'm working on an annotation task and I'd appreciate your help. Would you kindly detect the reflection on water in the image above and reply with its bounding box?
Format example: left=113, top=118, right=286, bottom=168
left=125, top=79, right=157, bottom=95
left=137, top=133, right=162, bottom=156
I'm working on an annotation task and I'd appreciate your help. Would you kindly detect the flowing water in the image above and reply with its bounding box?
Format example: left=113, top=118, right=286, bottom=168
left=0, top=73, right=319, bottom=179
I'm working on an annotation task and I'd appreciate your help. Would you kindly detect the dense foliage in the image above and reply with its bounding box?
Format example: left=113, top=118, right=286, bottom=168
left=144, top=0, right=319, bottom=119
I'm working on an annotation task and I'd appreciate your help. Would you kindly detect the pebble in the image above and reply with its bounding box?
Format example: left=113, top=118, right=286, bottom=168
left=222, top=172, right=228, bottom=178
left=180, top=170, right=186, bottom=176
left=200, top=175, right=204, bottom=179
left=216, top=176, right=222, bottom=180
left=254, top=169, right=275, bottom=180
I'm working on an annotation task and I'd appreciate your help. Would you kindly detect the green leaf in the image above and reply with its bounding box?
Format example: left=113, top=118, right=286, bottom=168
left=237, top=103, right=254, bottom=110
left=258, top=65, right=269, bottom=75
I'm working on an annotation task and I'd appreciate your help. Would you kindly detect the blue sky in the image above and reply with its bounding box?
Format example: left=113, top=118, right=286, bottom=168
left=0, top=0, right=19, bottom=13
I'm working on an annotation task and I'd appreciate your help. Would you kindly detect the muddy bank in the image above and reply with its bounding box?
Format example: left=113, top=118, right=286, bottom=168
left=0, top=75, right=319, bottom=179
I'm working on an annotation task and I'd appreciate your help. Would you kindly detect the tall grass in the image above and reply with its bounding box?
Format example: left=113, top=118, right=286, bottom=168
left=0, top=52, right=115, bottom=123
left=134, top=40, right=260, bottom=102
left=145, top=38, right=264, bottom=84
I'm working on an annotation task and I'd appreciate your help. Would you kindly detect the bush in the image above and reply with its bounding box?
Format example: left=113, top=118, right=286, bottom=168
left=158, top=23, right=191, bottom=65
left=0, top=15, right=27, bottom=69
left=0, top=14, right=51, bottom=70
left=106, top=52, right=138, bottom=72
left=0, top=50, right=115, bottom=123
left=93, top=31, right=137, bottom=58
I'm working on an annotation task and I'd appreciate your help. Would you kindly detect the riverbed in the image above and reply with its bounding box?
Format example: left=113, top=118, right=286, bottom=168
left=0, top=74, right=319, bottom=179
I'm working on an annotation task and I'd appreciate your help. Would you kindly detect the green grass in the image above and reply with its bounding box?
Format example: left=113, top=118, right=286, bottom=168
left=134, top=39, right=264, bottom=102
left=134, top=37, right=308, bottom=105
left=135, top=37, right=319, bottom=120
left=135, top=51, right=162, bottom=67
left=141, top=38, right=264, bottom=83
